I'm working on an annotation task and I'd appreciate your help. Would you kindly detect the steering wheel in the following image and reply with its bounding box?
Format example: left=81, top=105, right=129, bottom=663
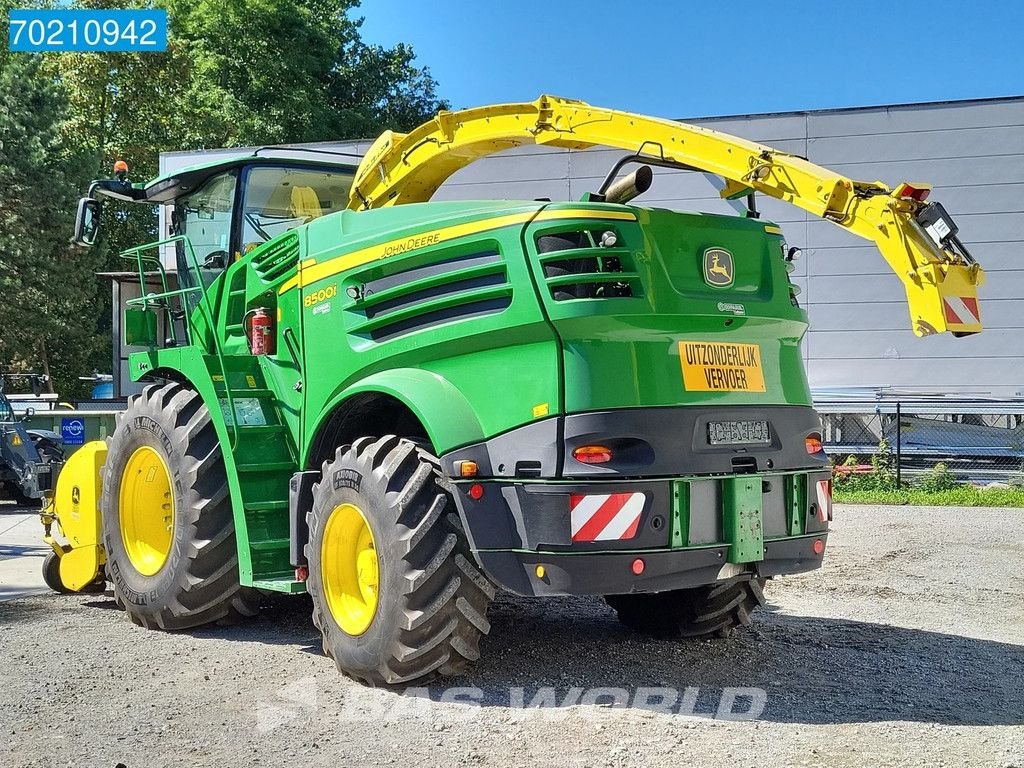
left=203, top=250, right=229, bottom=270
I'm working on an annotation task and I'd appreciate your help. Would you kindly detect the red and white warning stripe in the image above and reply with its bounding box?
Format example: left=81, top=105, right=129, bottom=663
left=570, top=492, right=646, bottom=542
left=815, top=479, right=832, bottom=522
left=942, top=296, right=980, bottom=326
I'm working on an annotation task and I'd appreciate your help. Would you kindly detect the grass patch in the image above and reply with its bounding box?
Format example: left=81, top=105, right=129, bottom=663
left=834, top=486, right=1024, bottom=507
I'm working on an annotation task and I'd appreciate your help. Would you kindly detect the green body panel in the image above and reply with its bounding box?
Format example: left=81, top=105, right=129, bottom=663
left=524, top=208, right=810, bottom=412
left=125, top=175, right=817, bottom=589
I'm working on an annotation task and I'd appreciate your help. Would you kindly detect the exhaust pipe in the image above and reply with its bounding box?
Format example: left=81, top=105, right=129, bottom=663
left=603, top=165, right=653, bottom=204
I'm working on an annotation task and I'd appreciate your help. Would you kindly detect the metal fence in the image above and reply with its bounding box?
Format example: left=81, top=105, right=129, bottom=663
left=816, top=399, right=1024, bottom=487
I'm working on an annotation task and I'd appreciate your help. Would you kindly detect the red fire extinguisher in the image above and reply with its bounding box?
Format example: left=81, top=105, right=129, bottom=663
left=244, top=308, right=275, bottom=355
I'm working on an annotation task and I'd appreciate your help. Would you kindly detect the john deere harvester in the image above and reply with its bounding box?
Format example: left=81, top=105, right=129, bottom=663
left=45, top=96, right=984, bottom=685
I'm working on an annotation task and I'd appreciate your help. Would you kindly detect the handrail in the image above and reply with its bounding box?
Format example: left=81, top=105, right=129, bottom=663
left=119, top=235, right=239, bottom=449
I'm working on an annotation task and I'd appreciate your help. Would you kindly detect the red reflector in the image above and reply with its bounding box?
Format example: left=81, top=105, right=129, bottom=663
left=468, top=483, right=484, bottom=500
left=805, top=435, right=824, bottom=454
left=295, top=565, right=309, bottom=582
left=631, top=558, right=645, bottom=575
left=813, top=539, right=825, bottom=555
left=894, top=182, right=931, bottom=202
left=572, top=445, right=613, bottom=464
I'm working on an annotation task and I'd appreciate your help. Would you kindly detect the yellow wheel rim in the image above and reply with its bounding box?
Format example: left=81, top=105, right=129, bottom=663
left=119, top=446, right=175, bottom=577
left=321, top=502, right=379, bottom=636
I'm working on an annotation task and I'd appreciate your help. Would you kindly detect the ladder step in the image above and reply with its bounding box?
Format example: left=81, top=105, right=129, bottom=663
left=225, top=323, right=244, bottom=332
left=237, top=461, right=294, bottom=473
left=243, top=499, right=289, bottom=512
left=250, top=575, right=306, bottom=594
left=234, top=424, right=287, bottom=434
left=249, top=537, right=290, bottom=552
left=225, top=388, right=275, bottom=399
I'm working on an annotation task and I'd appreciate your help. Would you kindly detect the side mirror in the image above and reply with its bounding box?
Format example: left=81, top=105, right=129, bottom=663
left=24, top=406, right=35, bottom=419
left=73, top=197, right=102, bottom=247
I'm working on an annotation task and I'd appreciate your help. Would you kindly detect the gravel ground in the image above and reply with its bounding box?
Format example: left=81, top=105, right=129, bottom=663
left=1, top=504, right=1022, bottom=768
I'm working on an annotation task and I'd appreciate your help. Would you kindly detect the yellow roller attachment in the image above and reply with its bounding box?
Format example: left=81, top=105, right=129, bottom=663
left=321, top=502, right=379, bottom=636
left=52, top=441, right=107, bottom=591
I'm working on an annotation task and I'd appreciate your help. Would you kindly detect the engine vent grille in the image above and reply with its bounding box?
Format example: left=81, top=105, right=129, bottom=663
left=251, top=233, right=301, bottom=283
left=535, top=229, right=639, bottom=301
left=348, top=248, right=512, bottom=342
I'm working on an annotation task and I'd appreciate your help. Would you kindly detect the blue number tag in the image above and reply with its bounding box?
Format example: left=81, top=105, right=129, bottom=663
left=8, top=9, right=168, bottom=52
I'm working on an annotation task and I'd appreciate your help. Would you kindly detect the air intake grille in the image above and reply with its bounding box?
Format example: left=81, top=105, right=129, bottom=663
left=251, top=233, right=301, bottom=283
left=535, top=230, right=639, bottom=301
left=348, top=249, right=512, bottom=342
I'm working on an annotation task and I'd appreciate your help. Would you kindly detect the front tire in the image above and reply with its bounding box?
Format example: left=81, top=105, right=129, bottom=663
left=605, top=578, right=766, bottom=638
left=306, top=436, right=494, bottom=686
left=101, top=382, right=258, bottom=629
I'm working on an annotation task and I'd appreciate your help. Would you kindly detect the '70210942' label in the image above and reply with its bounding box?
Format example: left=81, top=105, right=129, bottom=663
left=8, top=9, right=167, bottom=52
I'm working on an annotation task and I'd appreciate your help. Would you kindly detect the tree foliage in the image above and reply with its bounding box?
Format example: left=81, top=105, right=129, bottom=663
left=0, top=0, right=446, bottom=398
left=0, top=54, right=100, bottom=396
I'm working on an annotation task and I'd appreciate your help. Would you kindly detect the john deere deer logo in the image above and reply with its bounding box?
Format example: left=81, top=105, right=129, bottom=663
left=703, top=248, right=734, bottom=287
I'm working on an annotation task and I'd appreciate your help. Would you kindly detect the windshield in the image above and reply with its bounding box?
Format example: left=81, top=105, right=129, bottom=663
left=0, top=393, right=13, bottom=422
left=240, top=165, right=354, bottom=253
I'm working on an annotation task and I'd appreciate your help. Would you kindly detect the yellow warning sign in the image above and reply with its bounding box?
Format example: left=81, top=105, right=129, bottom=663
left=679, top=341, right=766, bottom=392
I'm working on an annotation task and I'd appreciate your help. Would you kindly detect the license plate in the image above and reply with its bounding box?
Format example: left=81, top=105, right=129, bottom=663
left=679, top=341, right=766, bottom=392
left=708, top=420, right=771, bottom=445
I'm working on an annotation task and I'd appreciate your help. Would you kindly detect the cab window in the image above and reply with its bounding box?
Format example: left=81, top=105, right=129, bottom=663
left=172, top=170, right=238, bottom=282
left=240, top=166, right=354, bottom=255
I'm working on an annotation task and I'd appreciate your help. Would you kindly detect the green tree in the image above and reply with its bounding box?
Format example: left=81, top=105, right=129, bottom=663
left=1, top=0, right=446, bottom=398
left=0, top=55, right=100, bottom=396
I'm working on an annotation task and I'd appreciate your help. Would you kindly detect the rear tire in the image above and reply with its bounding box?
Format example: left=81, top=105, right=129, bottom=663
left=101, top=382, right=258, bottom=629
left=605, top=578, right=766, bottom=638
left=306, top=436, right=494, bottom=686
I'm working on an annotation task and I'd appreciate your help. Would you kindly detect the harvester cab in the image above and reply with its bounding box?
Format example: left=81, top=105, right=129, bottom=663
left=48, top=96, right=986, bottom=686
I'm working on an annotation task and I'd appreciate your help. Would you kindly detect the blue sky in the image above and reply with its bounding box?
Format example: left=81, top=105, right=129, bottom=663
left=358, top=0, right=1024, bottom=118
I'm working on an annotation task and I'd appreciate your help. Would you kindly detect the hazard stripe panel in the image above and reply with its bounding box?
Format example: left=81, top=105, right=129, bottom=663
left=570, top=492, right=646, bottom=542
left=942, top=296, right=980, bottom=325
left=815, top=480, right=832, bottom=522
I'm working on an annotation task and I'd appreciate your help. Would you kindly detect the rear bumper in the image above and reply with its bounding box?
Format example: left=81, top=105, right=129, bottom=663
left=444, top=404, right=832, bottom=597
left=450, top=470, right=831, bottom=597
left=476, top=535, right=826, bottom=596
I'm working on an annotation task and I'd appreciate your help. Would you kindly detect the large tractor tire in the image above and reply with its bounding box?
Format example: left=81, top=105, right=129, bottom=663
left=306, top=436, right=494, bottom=686
left=101, top=382, right=258, bottom=629
left=605, top=578, right=766, bottom=638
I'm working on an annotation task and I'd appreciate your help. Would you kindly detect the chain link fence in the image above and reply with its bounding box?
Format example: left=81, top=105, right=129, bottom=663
left=817, top=400, right=1024, bottom=488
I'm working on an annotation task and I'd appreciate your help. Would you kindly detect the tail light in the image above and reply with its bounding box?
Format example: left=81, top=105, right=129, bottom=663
left=805, top=435, right=824, bottom=455
left=572, top=445, right=613, bottom=464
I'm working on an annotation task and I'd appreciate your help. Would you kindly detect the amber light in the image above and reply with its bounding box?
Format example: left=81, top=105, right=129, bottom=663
left=573, top=445, right=613, bottom=464
left=456, top=460, right=478, bottom=477
left=805, top=435, right=824, bottom=455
